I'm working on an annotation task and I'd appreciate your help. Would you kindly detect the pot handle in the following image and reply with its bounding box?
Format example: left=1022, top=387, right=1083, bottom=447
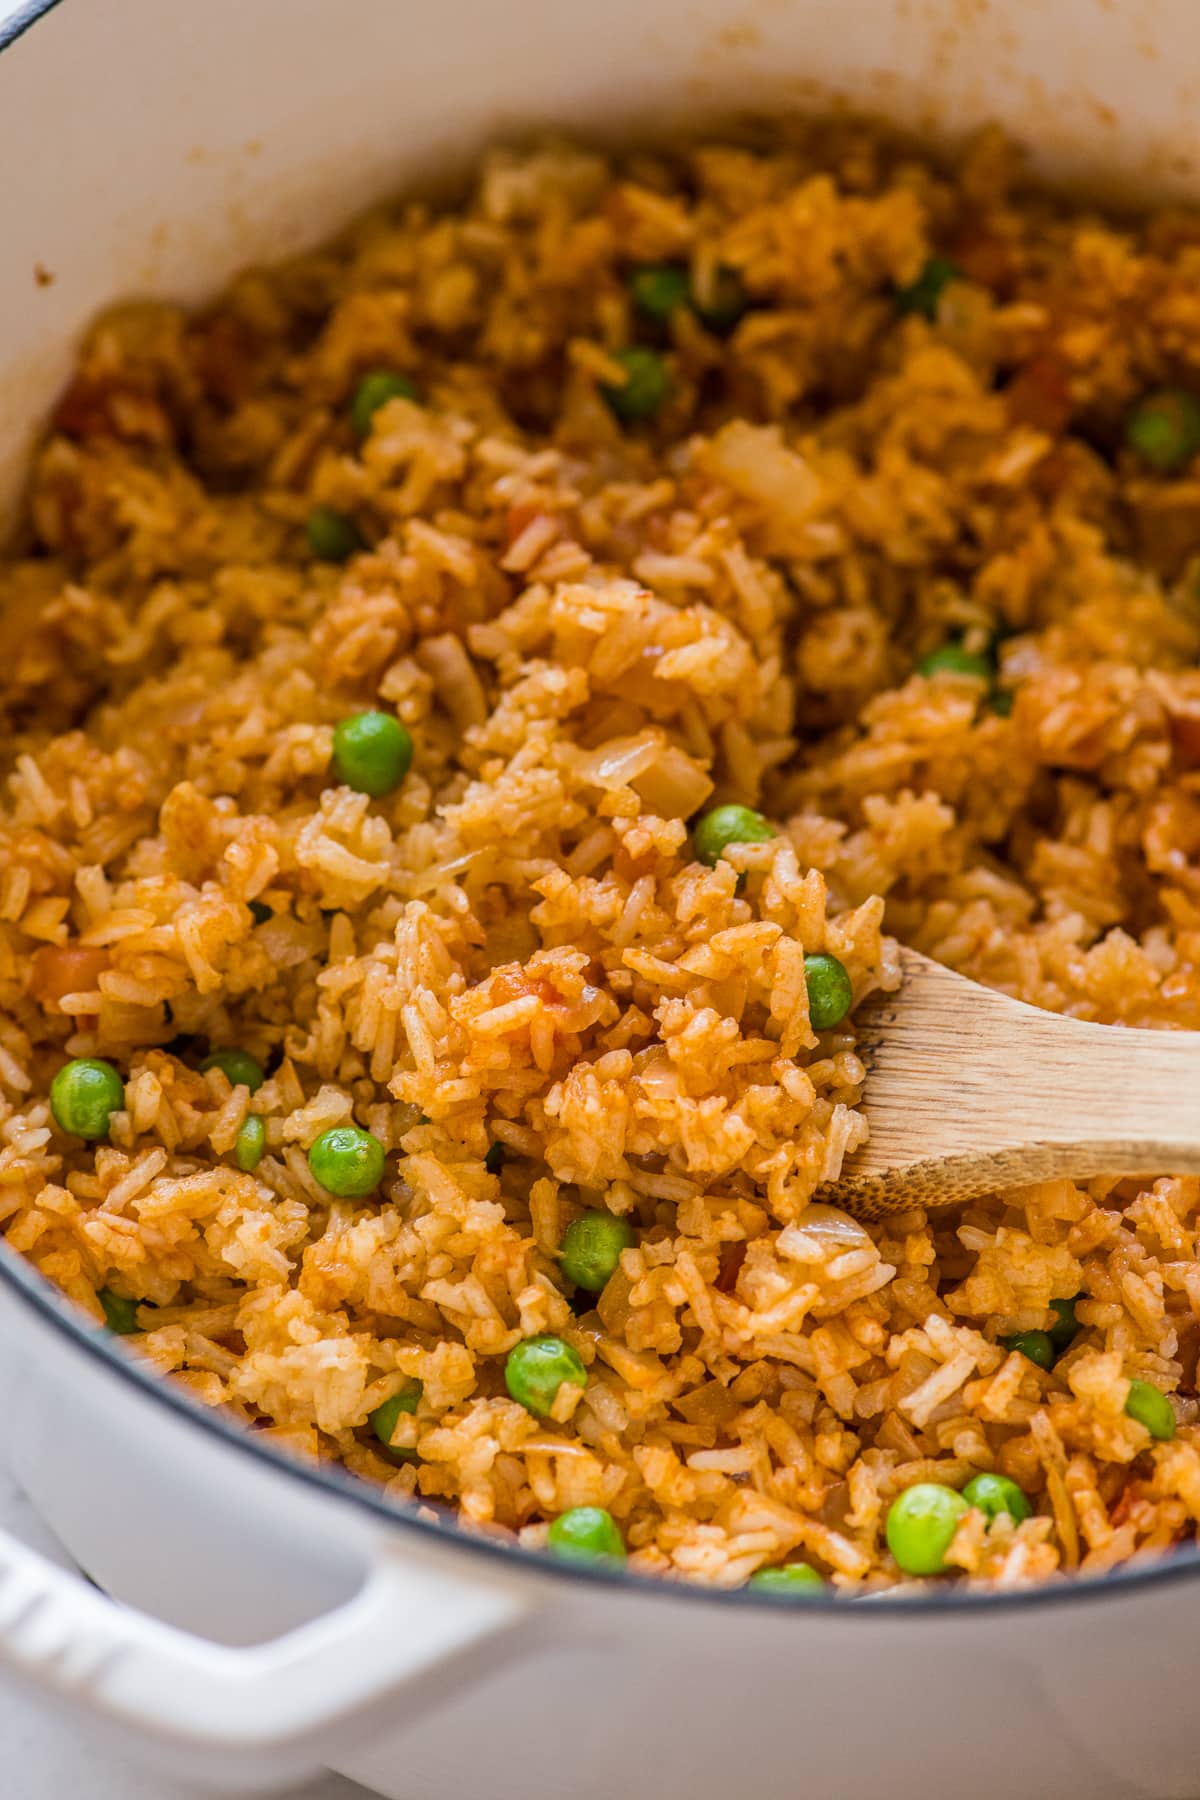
left=0, top=1514, right=531, bottom=1783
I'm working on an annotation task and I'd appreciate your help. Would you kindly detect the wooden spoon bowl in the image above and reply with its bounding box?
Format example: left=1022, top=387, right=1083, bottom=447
left=828, top=946, right=1200, bottom=1221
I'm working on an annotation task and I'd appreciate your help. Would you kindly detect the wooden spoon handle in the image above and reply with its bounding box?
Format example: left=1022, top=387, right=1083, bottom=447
left=833, top=948, right=1200, bottom=1220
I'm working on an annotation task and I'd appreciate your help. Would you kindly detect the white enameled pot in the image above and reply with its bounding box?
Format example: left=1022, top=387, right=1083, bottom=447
left=4, top=2, right=1200, bottom=1794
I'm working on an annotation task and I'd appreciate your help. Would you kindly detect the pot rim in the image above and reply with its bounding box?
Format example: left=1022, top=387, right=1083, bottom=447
left=5, top=0, right=1200, bottom=1624
left=0, top=0, right=62, bottom=51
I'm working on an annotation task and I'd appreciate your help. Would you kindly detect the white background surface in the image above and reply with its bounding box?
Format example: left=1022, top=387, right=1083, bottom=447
left=0, top=1455, right=371, bottom=1800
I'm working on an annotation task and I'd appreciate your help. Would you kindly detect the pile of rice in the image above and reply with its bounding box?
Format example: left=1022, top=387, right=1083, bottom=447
left=4, top=117, right=1200, bottom=1592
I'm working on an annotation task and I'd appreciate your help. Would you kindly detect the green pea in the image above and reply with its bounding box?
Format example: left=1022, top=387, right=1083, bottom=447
left=1048, top=1295, right=1080, bottom=1352
left=331, top=711, right=413, bottom=798
left=693, top=265, right=749, bottom=333
left=305, top=505, right=361, bottom=562
left=505, top=1334, right=588, bottom=1417
left=629, top=263, right=749, bottom=334
left=546, top=1505, right=625, bottom=1563
left=896, top=255, right=960, bottom=320
left=630, top=264, right=691, bottom=322
left=484, top=1141, right=505, bottom=1176
left=560, top=1210, right=635, bottom=1294
left=600, top=347, right=671, bottom=423
left=885, top=1482, right=970, bottom=1576
left=248, top=900, right=273, bottom=925
left=234, top=1114, right=266, bottom=1172
left=918, top=644, right=994, bottom=681
left=1002, top=1329, right=1056, bottom=1370
left=50, top=1059, right=125, bottom=1141
left=804, top=952, right=854, bottom=1031
left=962, top=1472, right=1032, bottom=1525
left=693, top=803, right=774, bottom=871
left=200, top=1049, right=264, bottom=1093
left=748, top=1562, right=825, bottom=1595
left=98, top=1287, right=140, bottom=1335
left=369, top=1384, right=422, bottom=1462
left=1126, top=389, right=1200, bottom=473
left=308, top=1125, right=386, bottom=1198
left=351, top=369, right=420, bottom=439
left=1125, top=1378, right=1177, bottom=1441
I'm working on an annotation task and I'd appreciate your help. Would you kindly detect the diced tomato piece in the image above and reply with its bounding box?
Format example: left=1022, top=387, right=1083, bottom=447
left=1006, top=351, right=1074, bottom=433
left=952, top=225, right=1019, bottom=293
left=29, top=944, right=110, bottom=1009
left=192, top=314, right=260, bottom=407
left=53, top=375, right=120, bottom=438
left=503, top=503, right=541, bottom=548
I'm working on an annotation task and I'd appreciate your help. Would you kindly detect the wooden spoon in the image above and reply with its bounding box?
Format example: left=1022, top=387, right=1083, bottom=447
left=830, top=946, right=1200, bottom=1221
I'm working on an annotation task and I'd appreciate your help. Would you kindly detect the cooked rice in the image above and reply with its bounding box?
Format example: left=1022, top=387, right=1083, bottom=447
left=4, top=118, right=1200, bottom=1590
